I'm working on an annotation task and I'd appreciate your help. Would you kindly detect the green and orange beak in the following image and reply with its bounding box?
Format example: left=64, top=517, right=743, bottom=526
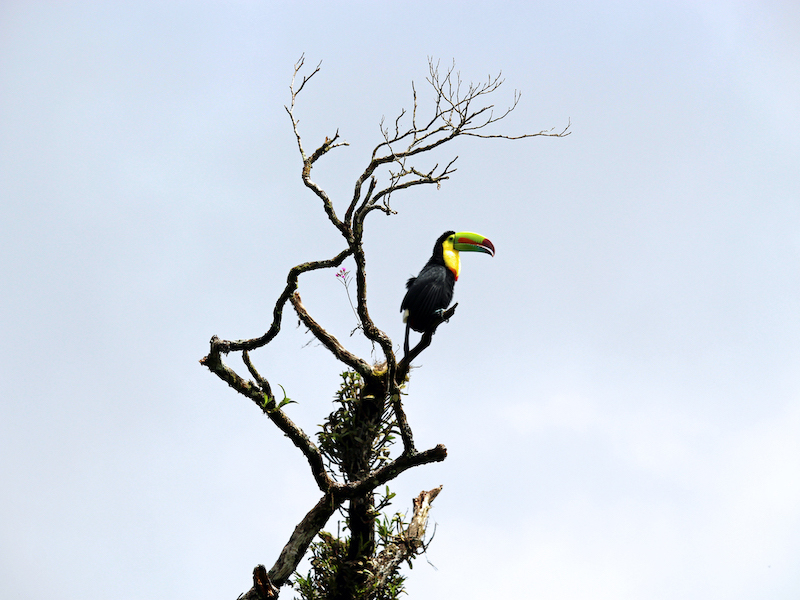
left=452, top=231, right=495, bottom=256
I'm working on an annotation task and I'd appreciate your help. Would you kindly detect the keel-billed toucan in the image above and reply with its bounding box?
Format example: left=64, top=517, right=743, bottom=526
left=401, top=231, right=495, bottom=355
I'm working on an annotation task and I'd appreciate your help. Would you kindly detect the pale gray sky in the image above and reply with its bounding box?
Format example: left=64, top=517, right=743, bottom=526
left=1, top=2, right=799, bottom=598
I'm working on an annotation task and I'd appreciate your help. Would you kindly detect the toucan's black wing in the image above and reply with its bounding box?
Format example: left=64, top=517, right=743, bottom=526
left=401, top=263, right=455, bottom=332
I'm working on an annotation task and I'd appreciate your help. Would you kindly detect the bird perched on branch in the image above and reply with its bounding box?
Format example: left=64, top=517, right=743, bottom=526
left=401, top=230, right=495, bottom=356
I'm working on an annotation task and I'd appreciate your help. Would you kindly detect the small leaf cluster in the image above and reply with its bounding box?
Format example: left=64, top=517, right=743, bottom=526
left=316, top=371, right=398, bottom=481
left=292, top=531, right=348, bottom=600
left=261, top=384, right=296, bottom=412
left=293, top=530, right=407, bottom=600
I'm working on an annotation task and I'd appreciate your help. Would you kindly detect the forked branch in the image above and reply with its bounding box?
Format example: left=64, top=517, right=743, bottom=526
left=368, top=486, right=443, bottom=593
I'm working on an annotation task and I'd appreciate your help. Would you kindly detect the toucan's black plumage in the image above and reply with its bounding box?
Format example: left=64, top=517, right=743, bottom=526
left=401, top=231, right=456, bottom=335
left=400, top=230, right=495, bottom=356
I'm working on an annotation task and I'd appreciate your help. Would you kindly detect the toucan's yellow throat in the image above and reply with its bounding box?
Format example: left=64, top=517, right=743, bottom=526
left=442, top=238, right=461, bottom=280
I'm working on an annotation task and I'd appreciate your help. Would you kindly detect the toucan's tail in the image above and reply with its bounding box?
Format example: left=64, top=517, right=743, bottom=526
left=403, top=320, right=411, bottom=358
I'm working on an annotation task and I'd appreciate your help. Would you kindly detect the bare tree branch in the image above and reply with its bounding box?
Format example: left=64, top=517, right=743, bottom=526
left=340, top=444, right=447, bottom=498
left=268, top=492, right=341, bottom=587
left=344, top=57, right=570, bottom=253
left=290, top=291, right=373, bottom=379
left=389, top=391, right=415, bottom=454
left=239, top=565, right=279, bottom=600
left=462, top=117, right=573, bottom=139
left=396, top=302, right=459, bottom=384
left=202, top=248, right=352, bottom=362
left=200, top=338, right=334, bottom=494
left=368, top=486, right=442, bottom=593
left=285, top=56, right=351, bottom=239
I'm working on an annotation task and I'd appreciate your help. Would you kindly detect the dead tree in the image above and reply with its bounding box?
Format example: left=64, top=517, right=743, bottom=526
left=200, top=56, right=569, bottom=600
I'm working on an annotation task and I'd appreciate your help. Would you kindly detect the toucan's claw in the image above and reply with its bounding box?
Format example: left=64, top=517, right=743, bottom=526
left=434, top=308, right=450, bottom=323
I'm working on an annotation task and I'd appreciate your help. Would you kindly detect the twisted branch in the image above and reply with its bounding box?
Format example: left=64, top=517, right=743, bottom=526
left=200, top=338, right=334, bottom=493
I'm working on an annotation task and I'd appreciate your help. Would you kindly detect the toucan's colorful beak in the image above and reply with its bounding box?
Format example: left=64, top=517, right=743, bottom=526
left=453, top=231, right=495, bottom=256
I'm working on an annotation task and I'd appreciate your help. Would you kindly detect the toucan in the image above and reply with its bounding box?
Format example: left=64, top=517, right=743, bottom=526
left=401, top=230, right=495, bottom=355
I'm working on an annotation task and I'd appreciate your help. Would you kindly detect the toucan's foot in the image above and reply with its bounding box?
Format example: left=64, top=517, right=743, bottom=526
left=434, top=308, right=450, bottom=323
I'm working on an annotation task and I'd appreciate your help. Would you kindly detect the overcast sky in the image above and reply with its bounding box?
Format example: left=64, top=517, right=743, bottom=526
left=2, top=1, right=799, bottom=598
